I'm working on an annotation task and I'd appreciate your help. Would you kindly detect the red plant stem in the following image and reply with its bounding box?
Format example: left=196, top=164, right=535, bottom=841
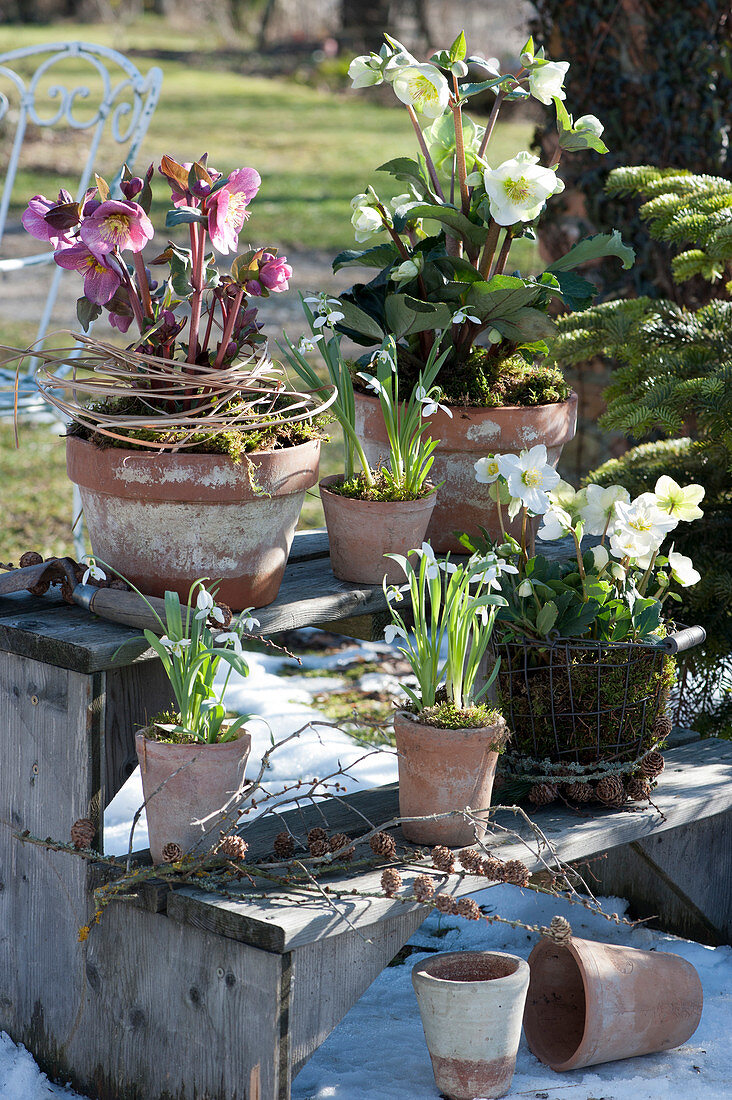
left=450, top=79, right=470, bottom=216
left=201, top=298, right=216, bottom=357
left=132, top=251, right=153, bottom=320
left=477, top=89, right=506, bottom=162
left=492, top=228, right=514, bottom=277
left=187, top=222, right=205, bottom=365
left=115, top=252, right=145, bottom=332
left=215, top=285, right=245, bottom=369
left=478, top=220, right=501, bottom=278
left=406, top=105, right=444, bottom=200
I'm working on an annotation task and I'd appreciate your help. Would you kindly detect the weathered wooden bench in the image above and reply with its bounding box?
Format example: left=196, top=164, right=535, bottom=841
left=1, top=529, right=730, bottom=1100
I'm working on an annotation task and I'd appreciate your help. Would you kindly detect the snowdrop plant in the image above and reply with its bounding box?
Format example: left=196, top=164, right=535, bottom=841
left=383, top=543, right=514, bottom=715
left=467, top=450, right=705, bottom=644
left=335, top=30, right=634, bottom=403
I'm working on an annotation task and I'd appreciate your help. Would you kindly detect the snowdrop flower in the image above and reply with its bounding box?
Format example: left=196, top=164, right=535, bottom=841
left=195, top=588, right=217, bottom=620
left=304, top=293, right=344, bottom=328
left=297, top=333, right=323, bottom=354
left=668, top=550, right=701, bottom=587
left=654, top=476, right=705, bottom=522
left=384, top=623, right=408, bottom=644
left=160, top=636, right=191, bottom=657
left=390, top=258, right=422, bottom=284
left=439, top=559, right=459, bottom=574
left=81, top=559, right=106, bottom=585
left=614, top=493, right=678, bottom=547
left=385, top=585, right=404, bottom=603
left=452, top=307, right=481, bottom=325
left=474, top=454, right=503, bottom=484
left=237, top=609, right=260, bottom=633
left=528, top=60, right=570, bottom=105
left=348, top=54, right=384, bottom=88
left=350, top=193, right=385, bottom=243
left=497, top=445, right=560, bottom=515
left=576, top=483, right=630, bottom=536
left=416, top=384, right=452, bottom=418
left=517, top=579, right=534, bottom=598
left=483, top=152, right=563, bottom=226
left=537, top=504, right=572, bottom=541
left=216, top=631, right=244, bottom=656
left=356, top=372, right=388, bottom=398
left=413, top=541, right=440, bottom=580
left=392, top=64, right=451, bottom=118
left=575, top=114, right=604, bottom=138
left=591, top=544, right=609, bottom=570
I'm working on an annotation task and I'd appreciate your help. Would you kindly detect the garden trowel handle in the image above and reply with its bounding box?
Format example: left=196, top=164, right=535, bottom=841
left=662, top=625, right=707, bottom=654
left=74, top=583, right=168, bottom=635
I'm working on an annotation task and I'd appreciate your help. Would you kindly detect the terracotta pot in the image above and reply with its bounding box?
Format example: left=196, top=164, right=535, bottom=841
left=523, top=936, right=703, bottom=1072
left=319, top=474, right=436, bottom=584
left=394, top=709, right=507, bottom=847
left=354, top=390, right=578, bottom=553
left=412, top=951, right=530, bottom=1100
left=135, top=729, right=252, bottom=865
left=67, top=435, right=320, bottom=609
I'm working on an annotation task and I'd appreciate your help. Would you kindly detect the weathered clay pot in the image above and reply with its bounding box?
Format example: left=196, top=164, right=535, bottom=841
left=67, top=435, right=320, bottom=609
left=354, top=390, right=578, bottom=553
left=135, top=729, right=252, bottom=865
left=394, top=709, right=507, bottom=846
left=319, top=474, right=436, bottom=585
left=523, top=936, right=703, bottom=1071
left=412, top=951, right=530, bottom=1100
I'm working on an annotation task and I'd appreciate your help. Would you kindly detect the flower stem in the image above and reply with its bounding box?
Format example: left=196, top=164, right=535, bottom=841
left=573, top=529, right=589, bottom=600
left=406, top=105, right=444, bottom=199
left=496, top=496, right=506, bottom=541
left=492, top=228, right=514, bottom=277
left=478, top=220, right=501, bottom=278
left=477, top=90, right=506, bottom=162
left=450, top=80, right=470, bottom=216
left=187, top=222, right=205, bottom=365
left=215, top=285, right=245, bottom=369
left=115, top=253, right=145, bottom=333
left=637, top=550, right=658, bottom=597
left=132, top=251, right=153, bottom=321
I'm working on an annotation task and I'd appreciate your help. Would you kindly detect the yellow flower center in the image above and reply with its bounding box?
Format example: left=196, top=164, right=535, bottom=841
left=407, top=74, right=437, bottom=105
left=486, top=460, right=499, bottom=476
left=85, top=255, right=108, bottom=274
left=629, top=515, right=653, bottom=532
left=225, top=192, right=249, bottom=227
left=103, top=214, right=131, bottom=242
left=522, top=468, right=542, bottom=488
left=503, top=175, right=533, bottom=203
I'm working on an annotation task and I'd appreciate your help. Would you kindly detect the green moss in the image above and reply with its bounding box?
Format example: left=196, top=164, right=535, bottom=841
left=326, top=471, right=433, bottom=502
left=408, top=700, right=505, bottom=733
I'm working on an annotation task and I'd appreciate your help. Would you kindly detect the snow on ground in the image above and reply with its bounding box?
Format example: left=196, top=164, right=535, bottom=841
left=3, top=632, right=731, bottom=1099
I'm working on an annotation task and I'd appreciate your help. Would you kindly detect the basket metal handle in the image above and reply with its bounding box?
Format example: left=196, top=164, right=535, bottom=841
left=660, top=625, right=706, bottom=654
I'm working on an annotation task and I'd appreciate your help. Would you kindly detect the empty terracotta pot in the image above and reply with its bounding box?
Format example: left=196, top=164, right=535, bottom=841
left=412, top=951, right=530, bottom=1100
left=68, top=435, right=320, bottom=609
left=354, top=390, right=577, bottom=553
left=135, top=729, right=252, bottom=864
left=523, top=935, right=703, bottom=1072
left=319, top=474, right=436, bottom=585
left=394, top=709, right=507, bottom=846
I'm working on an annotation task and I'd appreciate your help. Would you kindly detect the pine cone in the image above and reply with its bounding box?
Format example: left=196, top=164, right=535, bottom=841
left=652, top=714, right=672, bottom=742
left=595, top=774, right=627, bottom=808
left=640, top=751, right=665, bottom=780
left=541, top=915, right=572, bottom=944
left=480, top=857, right=505, bottom=881
left=563, top=780, right=594, bottom=803
left=70, top=818, right=96, bottom=850
left=308, top=827, right=329, bottom=856
left=307, top=826, right=328, bottom=846
left=457, top=898, right=481, bottom=920
left=329, top=833, right=355, bottom=861
left=435, top=893, right=459, bottom=915
left=218, top=835, right=248, bottom=860
left=273, top=831, right=295, bottom=859
left=431, top=845, right=456, bottom=873
left=216, top=603, right=233, bottom=629
left=161, top=841, right=183, bottom=863
left=500, top=859, right=530, bottom=887
left=529, top=782, right=558, bottom=806
left=20, top=551, right=44, bottom=568
left=413, top=874, right=435, bottom=902
left=370, top=831, right=397, bottom=859
left=626, top=776, right=652, bottom=802
left=458, top=848, right=484, bottom=874
left=381, top=867, right=402, bottom=898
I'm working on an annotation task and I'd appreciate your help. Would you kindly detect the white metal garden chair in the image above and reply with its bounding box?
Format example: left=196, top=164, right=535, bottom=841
left=0, top=41, right=162, bottom=554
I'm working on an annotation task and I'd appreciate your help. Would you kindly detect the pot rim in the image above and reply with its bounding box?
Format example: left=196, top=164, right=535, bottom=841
left=135, top=727, right=251, bottom=752
left=67, top=431, right=320, bottom=464
left=319, top=473, right=437, bottom=507
left=412, top=949, right=529, bottom=990
left=394, top=707, right=508, bottom=743
left=354, top=386, right=578, bottom=416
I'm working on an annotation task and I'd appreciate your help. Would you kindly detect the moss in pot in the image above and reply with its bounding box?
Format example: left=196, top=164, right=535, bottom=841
left=384, top=543, right=513, bottom=846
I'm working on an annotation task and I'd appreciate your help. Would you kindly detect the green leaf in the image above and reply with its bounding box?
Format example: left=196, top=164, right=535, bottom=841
left=490, top=307, right=556, bottom=342
left=459, top=76, right=504, bottom=99
left=548, top=230, right=635, bottom=274
left=449, top=30, right=467, bottom=62
left=536, top=600, right=558, bottom=635
left=554, top=98, right=609, bottom=155
left=77, top=297, right=102, bottom=332
left=332, top=244, right=400, bottom=272
left=376, top=157, right=431, bottom=198
left=337, top=299, right=385, bottom=341
left=385, top=294, right=451, bottom=339
left=397, top=203, right=489, bottom=248
left=165, top=208, right=207, bottom=228
left=550, top=269, right=598, bottom=311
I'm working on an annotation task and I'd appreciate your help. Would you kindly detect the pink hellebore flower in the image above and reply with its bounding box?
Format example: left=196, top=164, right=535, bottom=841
left=54, top=243, right=121, bottom=305
left=79, top=199, right=154, bottom=255
left=22, top=195, right=74, bottom=249
left=259, top=253, right=293, bottom=293
left=107, top=310, right=133, bottom=333
left=206, top=168, right=261, bottom=255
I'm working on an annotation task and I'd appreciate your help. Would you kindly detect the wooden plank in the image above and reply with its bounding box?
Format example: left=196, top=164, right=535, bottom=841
left=289, top=529, right=330, bottom=562
left=102, top=661, right=175, bottom=809
left=164, top=738, right=732, bottom=952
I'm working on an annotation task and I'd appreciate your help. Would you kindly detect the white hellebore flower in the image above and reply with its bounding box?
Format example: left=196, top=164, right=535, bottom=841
left=452, top=307, right=481, bottom=324
left=614, top=493, right=678, bottom=549
left=548, top=479, right=577, bottom=511
left=384, top=623, right=408, bottom=644
left=383, top=48, right=419, bottom=83
left=654, top=475, right=705, bottom=522
left=668, top=551, right=701, bottom=588
left=416, top=384, right=452, bottom=418
left=537, top=504, right=572, bottom=541
left=81, top=559, right=106, bottom=585
left=474, top=454, right=502, bottom=484
left=348, top=54, right=383, bottom=89
left=392, top=63, right=450, bottom=118
left=608, top=528, right=654, bottom=563
left=528, top=60, right=570, bottom=105
left=497, top=445, right=560, bottom=515
left=390, top=258, right=422, bottom=284
left=576, top=483, right=630, bottom=536
left=350, top=192, right=385, bottom=243
left=591, top=544, right=609, bottom=570
left=575, top=114, right=604, bottom=138
left=483, top=152, right=564, bottom=226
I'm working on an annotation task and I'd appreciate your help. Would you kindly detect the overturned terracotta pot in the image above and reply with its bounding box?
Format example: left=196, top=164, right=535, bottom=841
left=354, top=390, right=577, bottom=553
left=412, top=951, right=530, bottom=1100
left=523, top=935, right=703, bottom=1072
left=319, top=474, right=436, bottom=585
left=394, top=709, right=507, bottom=847
left=135, top=729, right=252, bottom=865
left=68, top=435, right=320, bottom=609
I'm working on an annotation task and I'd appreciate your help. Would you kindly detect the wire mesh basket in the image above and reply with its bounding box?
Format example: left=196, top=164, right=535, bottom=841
left=493, top=626, right=706, bottom=771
